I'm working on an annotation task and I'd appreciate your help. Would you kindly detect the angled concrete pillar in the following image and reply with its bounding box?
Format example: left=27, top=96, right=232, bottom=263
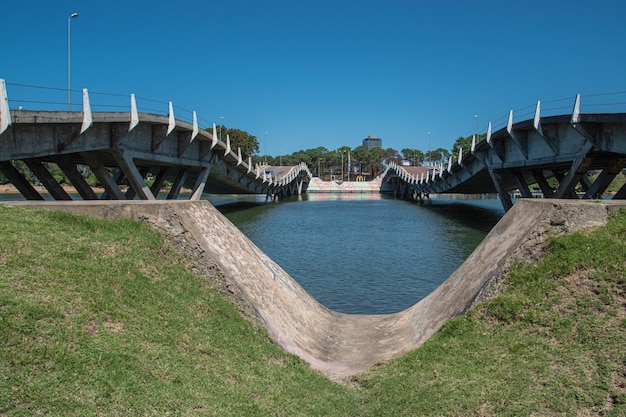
left=513, top=170, right=533, bottom=198
left=81, top=153, right=125, bottom=200
left=487, top=167, right=513, bottom=211
left=583, top=158, right=626, bottom=199
left=150, top=167, right=169, bottom=198
left=110, top=147, right=155, bottom=200
left=614, top=182, right=626, bottom=200
left=56, top=157, right=98, bottom=200
left=167, top=168, right=188, bottom=200
left=0, top=161, right=43, bottom=200
left=189, top=166, right=211, bottom=201
left=125, top=167, right=150, bottom=200
left=554, top=156, right=594, bottom=199
left=24, top=159, right=72, bottom=200
left=531, top=169, right=555, bottom=198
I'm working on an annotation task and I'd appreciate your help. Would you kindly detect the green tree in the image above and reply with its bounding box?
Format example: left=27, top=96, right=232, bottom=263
left=435, top=147, right=451, bottom=164
left=451, top=136, right=472, bottom=159
left=368, top=147, right=386, bottom=177
left=351, top=145, right=369, bottom=173
left=451, top=134, right=486, bottom=159
left=383, top=148, right=402, bottom=165
left=224, top=127, right=259, bottom=159
left=401, top=148, right=425, bottom=165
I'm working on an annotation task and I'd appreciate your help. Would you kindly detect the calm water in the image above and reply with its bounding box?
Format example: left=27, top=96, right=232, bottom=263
left=0, top=191, right=504, bottom=314
left=220, top=193, right=504, bottom=314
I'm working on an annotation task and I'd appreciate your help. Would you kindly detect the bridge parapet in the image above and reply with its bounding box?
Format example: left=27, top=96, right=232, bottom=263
left=0, top=79, right=311, bottom=201
left=383, top=94, right=626, bottom=210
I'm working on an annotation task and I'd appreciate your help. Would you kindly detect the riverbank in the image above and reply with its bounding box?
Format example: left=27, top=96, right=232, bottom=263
left=0, top=183, right=105, bottom=195
left=1, top=200, right=624, bottom=415
left=7, top=198, right=625, bottom=380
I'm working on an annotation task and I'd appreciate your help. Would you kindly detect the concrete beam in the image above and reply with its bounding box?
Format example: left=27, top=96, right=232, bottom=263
left=24, top=159, right=72, bottom=200
left=167, top=168, right=188, bottom=200
left=110, top=147, right=155, bottom=200
left=190, top=166, right=211, bottom=200
left=56, top=156, right=98, bottom=200
left=0, top=160, right=43, bottom=200
left=80, top=152, right=126, bottom=200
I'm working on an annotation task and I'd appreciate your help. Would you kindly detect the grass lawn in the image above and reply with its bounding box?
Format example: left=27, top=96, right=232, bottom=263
left=0, top=205, right=624, bottom=416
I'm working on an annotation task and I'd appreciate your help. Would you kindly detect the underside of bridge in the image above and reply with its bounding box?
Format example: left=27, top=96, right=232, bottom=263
left=0, top=109, right=310, bottom=201
left=383, top=108, right=626, bottom=211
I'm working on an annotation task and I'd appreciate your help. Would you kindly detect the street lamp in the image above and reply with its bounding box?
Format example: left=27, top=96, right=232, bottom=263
left=264, top=131, right=268, bottom=165
left=67, top=12, right=78, bottom=111
left=474, top=114, right=479, bottom=141
left=428, top=132, right=433, bottom=165
left=340, top=150, right=344, bottom=181
left=219, top=116, right=224, bottom=142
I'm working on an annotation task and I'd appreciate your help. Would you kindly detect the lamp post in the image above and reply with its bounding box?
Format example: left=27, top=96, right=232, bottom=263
left=219, top=116, right=224, bottom=142
left=67, top=12, right=78, bottom=111
left=474, top=114, right=479, bottom=141
left=264, top=131, right=268, bottom=165
left=340, top=150, right=344, bottom=181
left=428, top=132, right=432, bottom=165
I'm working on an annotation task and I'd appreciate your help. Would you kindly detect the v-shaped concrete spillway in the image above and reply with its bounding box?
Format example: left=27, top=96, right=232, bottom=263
left=10, top=198, right=624, bottom=379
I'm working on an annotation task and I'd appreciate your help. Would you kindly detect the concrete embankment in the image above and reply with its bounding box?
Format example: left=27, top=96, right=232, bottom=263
left=7, top=198, right=626, bottom=379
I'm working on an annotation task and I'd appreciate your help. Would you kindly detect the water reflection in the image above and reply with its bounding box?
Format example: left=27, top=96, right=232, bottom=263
left=0, top=189, right=504, bottom=314
left=222, top=193, right=504, bottom=314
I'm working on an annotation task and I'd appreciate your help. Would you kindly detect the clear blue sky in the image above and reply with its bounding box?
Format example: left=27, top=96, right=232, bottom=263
left=2, top=0, right=625, bottom=158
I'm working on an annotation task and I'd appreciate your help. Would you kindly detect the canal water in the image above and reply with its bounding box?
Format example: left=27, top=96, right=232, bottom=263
left=217, top=194, right=504, bottom=314
left=1, top=191, right=504, bottom=315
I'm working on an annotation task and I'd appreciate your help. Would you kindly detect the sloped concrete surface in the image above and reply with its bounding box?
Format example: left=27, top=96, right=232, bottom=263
left=7, top=198, right=625, bottom=379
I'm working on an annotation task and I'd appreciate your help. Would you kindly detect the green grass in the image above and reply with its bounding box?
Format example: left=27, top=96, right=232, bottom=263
left=1, top=205, right=625, bottom=416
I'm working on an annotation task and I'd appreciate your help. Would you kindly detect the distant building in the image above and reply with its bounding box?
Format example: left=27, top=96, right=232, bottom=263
left=363, top=135, right=382, bottom=149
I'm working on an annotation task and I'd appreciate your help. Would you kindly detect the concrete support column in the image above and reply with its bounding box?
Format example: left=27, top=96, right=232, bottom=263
left=56, top=157, right=98, bottom=200
left=24, top=159, right=72, bottom=200
left=125, top=167, right=150, bottom=200
left=554, top=156, right=594, bottom=199
left=150, top=168, right=169, bottom=198
left=110, top=147, right=155, bottom=200
left=531, top=169, right=555, bottom=198
left=167, top=168, right=188, bottom=200
left=0, top=161, right=43, bottom=200
left=81, top=153, right=125, bottom=200
left=513, top=170, right=533, bottom=198
left=189, top=166, right=211, bottom=201
left=584, top=158, right=626, bottom=199
left=487, top=167, right=513, bottom=211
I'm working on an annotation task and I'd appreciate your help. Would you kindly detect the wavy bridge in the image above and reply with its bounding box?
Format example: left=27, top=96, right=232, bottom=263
left=381, top=95, right=626, bottom=210
left=0, top=79, right=311, bottom=201
left=2, top=80, right=626, bottom=210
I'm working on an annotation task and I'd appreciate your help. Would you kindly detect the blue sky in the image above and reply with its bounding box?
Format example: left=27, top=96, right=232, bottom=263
left=2, top=0, right=625, bottom=157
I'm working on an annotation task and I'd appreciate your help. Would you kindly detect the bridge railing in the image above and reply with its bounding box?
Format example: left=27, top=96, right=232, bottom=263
left=2, top=81, right=209, bottom=128
left=485, top=91, right=626, bottom=135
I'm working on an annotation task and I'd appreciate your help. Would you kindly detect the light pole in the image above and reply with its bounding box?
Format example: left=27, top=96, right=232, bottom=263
left=340, top=150, right=344, bottom=181
left=428, top=132, right=432, bottom=165
left=264, top=131, right=268, bottom=165
left=219, top=116, right=224, bottom=142
left=474, top=114, right=479, bottom=141
left=67, top=12, right=78, bottom=111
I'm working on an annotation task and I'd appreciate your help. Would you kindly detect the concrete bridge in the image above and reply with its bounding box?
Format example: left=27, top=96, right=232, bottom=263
left=0, top=79, right=311, bottom=201
left=381, top=95, right=626, bottom=211
left=3, top=80, right=625, bottom=210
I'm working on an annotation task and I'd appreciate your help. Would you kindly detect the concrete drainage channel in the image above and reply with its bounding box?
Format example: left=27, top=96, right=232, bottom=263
left=5, top=198, right=625, bottom=379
